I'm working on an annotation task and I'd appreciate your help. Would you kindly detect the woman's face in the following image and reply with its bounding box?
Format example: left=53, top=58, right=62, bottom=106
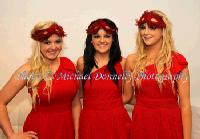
left=139, top=23, right=163, bottom=47
left=91, top=28, right=113, bottom=55
left=40, top=34, right=63, bottom=61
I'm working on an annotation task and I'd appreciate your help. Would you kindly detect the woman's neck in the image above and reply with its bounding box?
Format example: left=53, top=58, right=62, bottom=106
left=44, top=57, right=60, bottom=73
left=94, top=53, right=109, bottom=67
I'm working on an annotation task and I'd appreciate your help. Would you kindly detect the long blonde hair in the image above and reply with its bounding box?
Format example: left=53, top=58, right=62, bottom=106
left=133, top=10, right=176, bottom=90
left=27, top=21, right=60, bottom=106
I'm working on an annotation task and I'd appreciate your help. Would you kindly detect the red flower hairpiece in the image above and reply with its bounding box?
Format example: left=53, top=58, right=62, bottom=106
left=86, top=19, right=117, bottom=34
left=31, top=23, right=66, bottom=41
left=136, top=10, right=166, bottom=28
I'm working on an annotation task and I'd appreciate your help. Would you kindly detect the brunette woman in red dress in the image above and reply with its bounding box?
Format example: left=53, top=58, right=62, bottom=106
left=0, top=21, right=81, bottom=139
left=77, top=18, right=131, bottom=139
left=124, top=10, right=192, bottom=139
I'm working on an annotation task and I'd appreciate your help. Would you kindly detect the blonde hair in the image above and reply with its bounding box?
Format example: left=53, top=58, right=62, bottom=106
left=133, top=10, right=176, bottom=91
left=27, top=21, right=61, bottom=107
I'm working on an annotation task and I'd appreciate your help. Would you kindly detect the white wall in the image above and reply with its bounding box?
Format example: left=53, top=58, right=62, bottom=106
left=0, top=0, right=200, bottom=106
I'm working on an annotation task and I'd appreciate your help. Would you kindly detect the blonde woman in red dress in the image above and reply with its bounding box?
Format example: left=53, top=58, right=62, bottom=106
left=124, top=10, right=192, bottom=139
left=0, top=21, right=81, bottom=139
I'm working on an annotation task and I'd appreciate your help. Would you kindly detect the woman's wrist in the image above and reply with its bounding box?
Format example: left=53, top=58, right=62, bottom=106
left=6, top=129, right=15, bottom=139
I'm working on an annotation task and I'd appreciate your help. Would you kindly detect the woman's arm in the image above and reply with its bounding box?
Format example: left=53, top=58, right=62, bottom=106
left=72, top=92, right=81, bottom=139
left=122, top=55, right=136, bottom=104
left=76, top=56, right=84, bottom=98
left=177, top=67, right=192, bottom=139
left=72, top=56, right=85, bottom=139
left=0, top=64, right=38, bottom=139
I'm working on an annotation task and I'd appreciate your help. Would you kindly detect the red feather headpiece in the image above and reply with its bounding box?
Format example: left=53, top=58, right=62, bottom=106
left=86, top=19, right=117, bottom=34
left=136, top=11, right=166, bottom=28
left=31, top=23, right=66, bottom=41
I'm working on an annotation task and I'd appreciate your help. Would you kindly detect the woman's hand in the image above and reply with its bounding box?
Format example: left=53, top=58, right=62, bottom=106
left=8, top=131, right=38, bottom=139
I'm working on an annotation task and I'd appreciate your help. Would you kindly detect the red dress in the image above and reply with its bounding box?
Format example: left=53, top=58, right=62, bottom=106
left=131, top=52, right=188, bottom=139
left=23, top=57, right=78, bottom=139
left=79, top=61, right=131, bottom=139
